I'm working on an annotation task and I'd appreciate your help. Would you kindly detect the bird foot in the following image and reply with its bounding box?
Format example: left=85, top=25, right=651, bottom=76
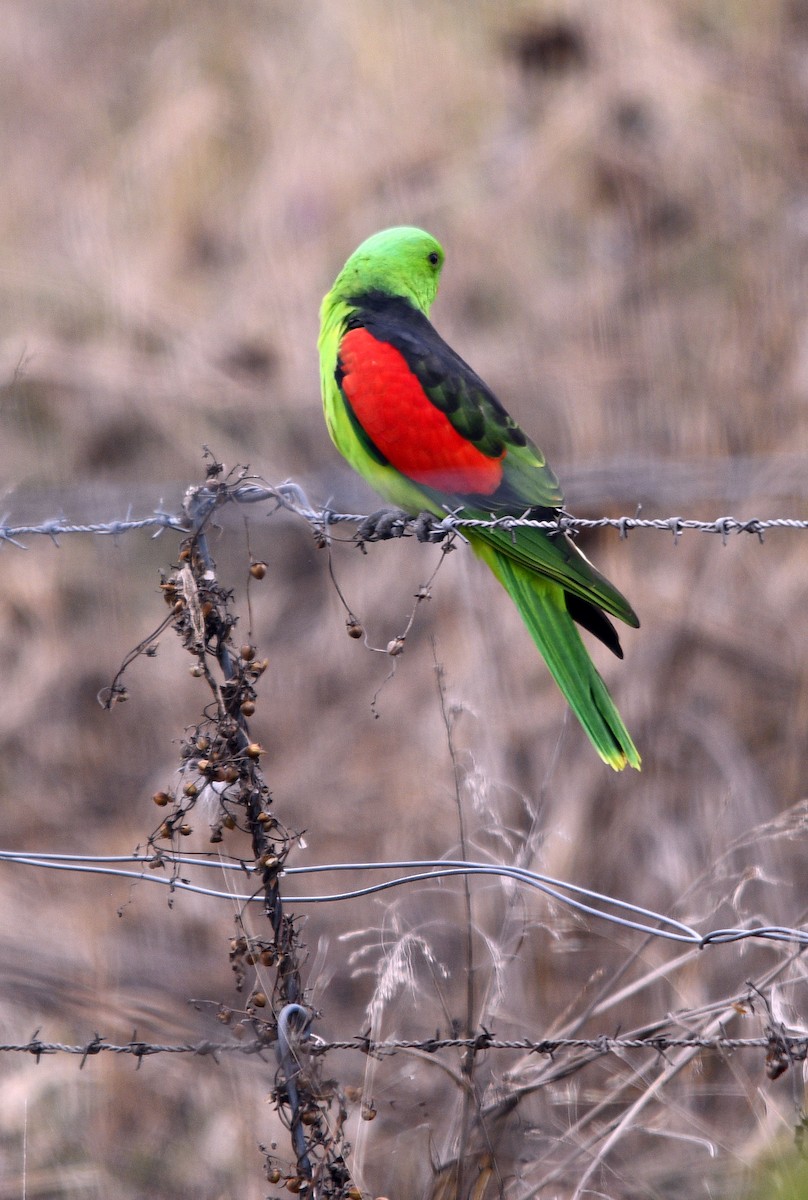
left=355, top=509, right=448, bottom=546
left=412, top=512, right=448, bottom=543
left=356, top=508, right=410, bottom=543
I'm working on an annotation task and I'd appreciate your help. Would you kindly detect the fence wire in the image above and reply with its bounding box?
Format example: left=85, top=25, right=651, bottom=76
left=1, top=849, right=805, bottom=948
left=1, top=477, right=807, bottom=549
left=0, top=1030, right=803, bottom=1063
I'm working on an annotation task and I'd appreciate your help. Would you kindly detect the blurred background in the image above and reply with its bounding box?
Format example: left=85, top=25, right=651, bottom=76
left=1, top=0, right=808, bottom=1196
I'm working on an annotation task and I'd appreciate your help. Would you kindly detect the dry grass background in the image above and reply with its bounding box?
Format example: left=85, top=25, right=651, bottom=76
left=1, top=0, right=808, bottom=1196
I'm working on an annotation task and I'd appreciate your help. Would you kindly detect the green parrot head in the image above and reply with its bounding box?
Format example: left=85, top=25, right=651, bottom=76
left=325, top=226, right=445, bottom=316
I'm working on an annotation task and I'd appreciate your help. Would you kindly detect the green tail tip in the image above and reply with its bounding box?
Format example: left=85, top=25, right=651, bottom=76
left=605, top=743, right=642, bottom=772
left=585, top=691, right=640, bottom=772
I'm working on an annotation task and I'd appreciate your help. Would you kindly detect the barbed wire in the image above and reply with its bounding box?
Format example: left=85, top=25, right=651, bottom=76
left=0, top=510, right=185, bottom=548
left=1, top=849, right=805, bottom=949
left=1, top=1029, right=803, bottom=1064
left=1, top=478, right=807, bottom=549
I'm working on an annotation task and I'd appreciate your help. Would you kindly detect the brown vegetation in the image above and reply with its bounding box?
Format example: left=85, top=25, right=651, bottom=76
left=1, top=1, right=807, bottom=1196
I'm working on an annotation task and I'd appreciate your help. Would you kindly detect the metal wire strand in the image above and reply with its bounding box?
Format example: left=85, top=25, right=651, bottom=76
left=1, top=478, right=806, bottom=548
left=0, top=849, right=805, bottom=949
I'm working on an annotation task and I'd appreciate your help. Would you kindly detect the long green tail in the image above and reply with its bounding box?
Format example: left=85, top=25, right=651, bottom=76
left=478, top=545, right=641, bottom=771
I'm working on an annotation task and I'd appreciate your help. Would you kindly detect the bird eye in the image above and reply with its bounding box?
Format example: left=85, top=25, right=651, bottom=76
left=427, top=251, right=440, bottom=266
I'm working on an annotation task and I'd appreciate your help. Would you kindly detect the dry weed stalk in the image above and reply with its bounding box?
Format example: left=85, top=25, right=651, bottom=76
left=104, top=453, right=355, bottom=1198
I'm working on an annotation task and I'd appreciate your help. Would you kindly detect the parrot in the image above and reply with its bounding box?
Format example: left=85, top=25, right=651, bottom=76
left=318, top=226, right=640, bottom=770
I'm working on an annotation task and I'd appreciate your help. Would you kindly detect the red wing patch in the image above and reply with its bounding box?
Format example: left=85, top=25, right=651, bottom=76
left=338, top=327, right=504, bottom=495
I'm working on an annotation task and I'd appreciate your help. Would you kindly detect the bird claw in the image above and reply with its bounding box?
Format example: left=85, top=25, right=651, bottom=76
left=356, top=508, right=409, bottom=543
left=413, top=512, right=447, bottom=543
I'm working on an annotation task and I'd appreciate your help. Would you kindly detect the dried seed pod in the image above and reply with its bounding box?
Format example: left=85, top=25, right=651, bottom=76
left=183, top=782, right=199, bottom=798
left=346, top=617, right=364, bottom=639
left=222, top=814, right=236, bottom=830
left=361, top=1100, right=377, bottom=1121
left=250, top=561, right=267, bottom=580
left=250, top=991, right=267, bottom=1008
left=240, top=700, right=256, bottom=717
left=240, top=644, right=256, bottom=662
left=152, top=791, right=171, bottom=808
left=179, top=823, right=193, bottom=836
left=190, top=664, right=205, bottom=678
left=245, top=742, right=263, bottom=759
left=386, top=636, right=405, bottom=657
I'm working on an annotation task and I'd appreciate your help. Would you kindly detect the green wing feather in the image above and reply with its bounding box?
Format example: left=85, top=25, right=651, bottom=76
left=463, top=515, right=639, bottom=628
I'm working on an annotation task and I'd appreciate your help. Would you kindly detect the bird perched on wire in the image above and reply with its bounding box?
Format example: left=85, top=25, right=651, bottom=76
left=318, top=226, right=640, bottom=770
